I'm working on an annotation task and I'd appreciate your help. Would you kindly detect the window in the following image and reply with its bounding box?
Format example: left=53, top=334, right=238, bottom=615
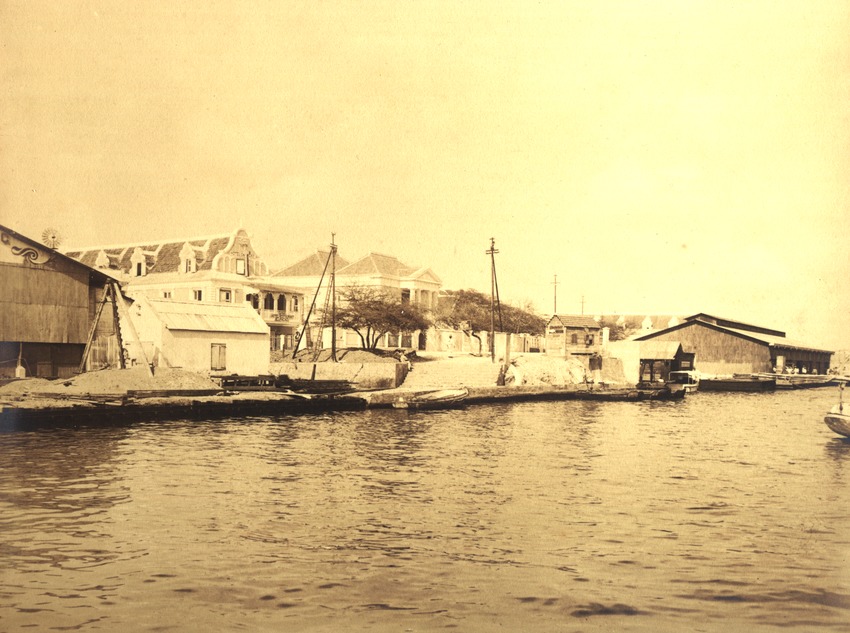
left=571, top=333, right=578, bottom=345
left=193, top=289, right=203, bottom=301
left=162, top=291, right=172, bottom=299
left=236, top=259, right=246, bottom=275
left=211, top=343, right=226, bottom=371
left=401, top=289, right=411, bottom=304
left=277, top=294, right=286, bottom=311
left=136, top=262, right=143, bottom=276
left=219, top=288, right=232, bottom=303
left=263, top=294, right=275, bottom=310
left=292, top=296, right=299, bottom=312
left=185, top=259, right=192, bottom=273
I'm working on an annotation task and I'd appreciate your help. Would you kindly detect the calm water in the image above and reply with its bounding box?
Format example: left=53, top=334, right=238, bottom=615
left=1, top=389, right=849, bottom=632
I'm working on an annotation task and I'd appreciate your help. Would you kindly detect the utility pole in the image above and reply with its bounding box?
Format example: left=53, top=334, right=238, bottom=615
left=552, top=274, right=559, bottom=314
left=486, top=238, right=500, bottom=363
left=581, top=294, right=585, bottom=315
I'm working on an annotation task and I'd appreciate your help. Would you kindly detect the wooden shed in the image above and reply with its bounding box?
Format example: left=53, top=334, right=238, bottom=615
left=545, top=315, right=602, bottom=356
left=634, top=313, right=833, bottom=376
left=0, top=224, right=122, bottom=379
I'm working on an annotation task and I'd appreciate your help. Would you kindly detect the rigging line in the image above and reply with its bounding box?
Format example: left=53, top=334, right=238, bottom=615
left=292, top=249, right=333, bottom=360
left=493, top=256, right=503, bottom=332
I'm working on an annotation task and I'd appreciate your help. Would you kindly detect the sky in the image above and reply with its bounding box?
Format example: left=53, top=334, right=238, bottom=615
left=2, top=1, right=849, bottom=350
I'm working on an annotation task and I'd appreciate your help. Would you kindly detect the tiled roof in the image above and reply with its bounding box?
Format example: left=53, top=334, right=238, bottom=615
left=273, top=250, right=351, bottom=277
left=64, top=233, right=235, bottom=274
left=338, top=253, right=416, bottom=277
left=550, top=315, right=600, bottom=329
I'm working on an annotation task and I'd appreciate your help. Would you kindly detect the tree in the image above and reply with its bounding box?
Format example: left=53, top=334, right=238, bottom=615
left=435, top=289, right=546, bottom=353
left=332, top=285, right=431, bottom=350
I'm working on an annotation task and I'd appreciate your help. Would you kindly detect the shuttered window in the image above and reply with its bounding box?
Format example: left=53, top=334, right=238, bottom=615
left=211, top=343, right=226, bottom=371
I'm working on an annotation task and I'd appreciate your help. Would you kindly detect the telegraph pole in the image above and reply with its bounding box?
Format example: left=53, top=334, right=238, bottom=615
left=552, top=274, right=559, bottom=314
left=486, top=238, right=500, bottom=363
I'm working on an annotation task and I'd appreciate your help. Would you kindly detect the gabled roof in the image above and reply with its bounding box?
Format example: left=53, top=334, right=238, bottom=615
left=0, top=223, right=119, bottom=284
left=548, top=314, right=600, bottom=329
left=635, top=319, right=832, bottom=354
left=142, top=298, right=269, bottom=334
left=273, top=250, right=352, bottom=277
left=684, top=313, right=785, bottom=338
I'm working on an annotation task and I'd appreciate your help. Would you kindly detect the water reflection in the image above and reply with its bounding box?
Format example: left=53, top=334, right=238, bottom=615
left=0, top=390, right=849, bottom=631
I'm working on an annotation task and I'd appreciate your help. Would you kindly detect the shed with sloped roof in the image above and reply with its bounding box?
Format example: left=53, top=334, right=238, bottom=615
left=545, top=314, right=602, bottom=356
left=129, top=296, right=269, bottom=376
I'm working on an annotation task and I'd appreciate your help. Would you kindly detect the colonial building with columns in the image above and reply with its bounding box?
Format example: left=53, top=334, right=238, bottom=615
left=65, top=229, right=306, bottom=353
left=274, top=250, right=442, bottom=349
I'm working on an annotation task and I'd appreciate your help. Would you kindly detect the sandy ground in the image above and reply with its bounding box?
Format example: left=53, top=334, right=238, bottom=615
left=0, top=366, right=219, bottom=398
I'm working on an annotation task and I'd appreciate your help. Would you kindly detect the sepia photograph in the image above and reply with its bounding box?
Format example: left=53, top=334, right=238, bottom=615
left=1, top=1, right=849, bottom=631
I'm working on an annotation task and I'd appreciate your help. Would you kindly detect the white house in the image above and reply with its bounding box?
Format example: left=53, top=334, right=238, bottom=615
left=65, top=228, right=305, bottom=352
left=128, top=296, right=270, bottom=376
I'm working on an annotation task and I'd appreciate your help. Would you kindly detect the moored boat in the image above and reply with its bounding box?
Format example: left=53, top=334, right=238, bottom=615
left=824, top=382, right=850, bottom=438
left=667, top=370, right=700, bottom=394
left=699, top=376, right=776, bottom=392
left=392, top=388, right=469, bottom=410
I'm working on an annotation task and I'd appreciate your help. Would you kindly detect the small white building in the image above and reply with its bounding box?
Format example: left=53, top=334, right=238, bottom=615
left=129, top=296, right=270, bottom=376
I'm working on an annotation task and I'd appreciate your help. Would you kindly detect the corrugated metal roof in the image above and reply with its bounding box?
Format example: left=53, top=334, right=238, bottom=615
left=720, top=326, right=832, bottom=353
left=145, top=300, right=269, bottom=334
left=640, top=340, right=683, bottom=360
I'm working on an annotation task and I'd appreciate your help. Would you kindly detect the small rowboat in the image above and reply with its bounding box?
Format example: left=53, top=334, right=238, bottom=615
left=825, top=405, right=850, bottom=437
left=392, top=388, right=469, bottom=410
left=825, top=382, right=850, bottom=437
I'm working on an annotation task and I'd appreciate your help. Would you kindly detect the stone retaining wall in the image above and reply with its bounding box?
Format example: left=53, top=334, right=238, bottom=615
left=270, top=361, right=408, bottom=390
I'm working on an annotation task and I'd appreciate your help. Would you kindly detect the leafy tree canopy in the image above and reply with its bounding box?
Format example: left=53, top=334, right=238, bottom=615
left=331, top=285, right=431, bottom=350
left=436, top=289, right=546, bottom=335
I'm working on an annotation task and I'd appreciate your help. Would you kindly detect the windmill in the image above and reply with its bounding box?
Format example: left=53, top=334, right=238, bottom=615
left=41, top=227, right=62, bottom=250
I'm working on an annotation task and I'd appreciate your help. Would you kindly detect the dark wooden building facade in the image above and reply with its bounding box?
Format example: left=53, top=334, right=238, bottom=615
left=545, top=314, right=602, bottom=356
left=634, top=313, right=832, bottom=376
left=1, top=225, right=119, bottom=379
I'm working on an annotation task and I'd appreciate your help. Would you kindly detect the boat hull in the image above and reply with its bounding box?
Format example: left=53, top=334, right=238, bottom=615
left=825, top=406, right=850, bottom=437
left=392, top=389, right=469, bottom=410
left=700, top=377, right=776, bottom=392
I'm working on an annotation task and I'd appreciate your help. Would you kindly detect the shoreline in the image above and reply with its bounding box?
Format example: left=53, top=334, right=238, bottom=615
left=0, top=383, right=681, bottom=431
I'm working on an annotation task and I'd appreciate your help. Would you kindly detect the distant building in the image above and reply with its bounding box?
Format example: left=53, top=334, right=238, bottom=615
left=65, top=229, right=305, bottom=353
left=545, top=315, right=602, bottom=356
left=1, top=224, right=122, bottom=378
left=275, top=250, right=441, bottom=350
left=634, top=313, right=833, bottom=375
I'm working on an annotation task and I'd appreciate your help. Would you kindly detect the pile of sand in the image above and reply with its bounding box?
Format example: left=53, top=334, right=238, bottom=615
left=505, top=355, right=589, bottom=386
left=0, top=366, right=219, bottom=397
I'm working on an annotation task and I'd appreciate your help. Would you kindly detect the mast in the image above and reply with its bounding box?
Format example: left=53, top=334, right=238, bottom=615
left=330, top=233, right=338, bottom=362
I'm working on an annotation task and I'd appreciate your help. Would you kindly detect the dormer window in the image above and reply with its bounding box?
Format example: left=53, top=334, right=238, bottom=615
left=179, top=242, right=197, bottom=274
left=236, top=258, right=246, bottom=275
left=130, top=247, right=147, bottom=277
left=95, top=250, right=110, bottom=269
